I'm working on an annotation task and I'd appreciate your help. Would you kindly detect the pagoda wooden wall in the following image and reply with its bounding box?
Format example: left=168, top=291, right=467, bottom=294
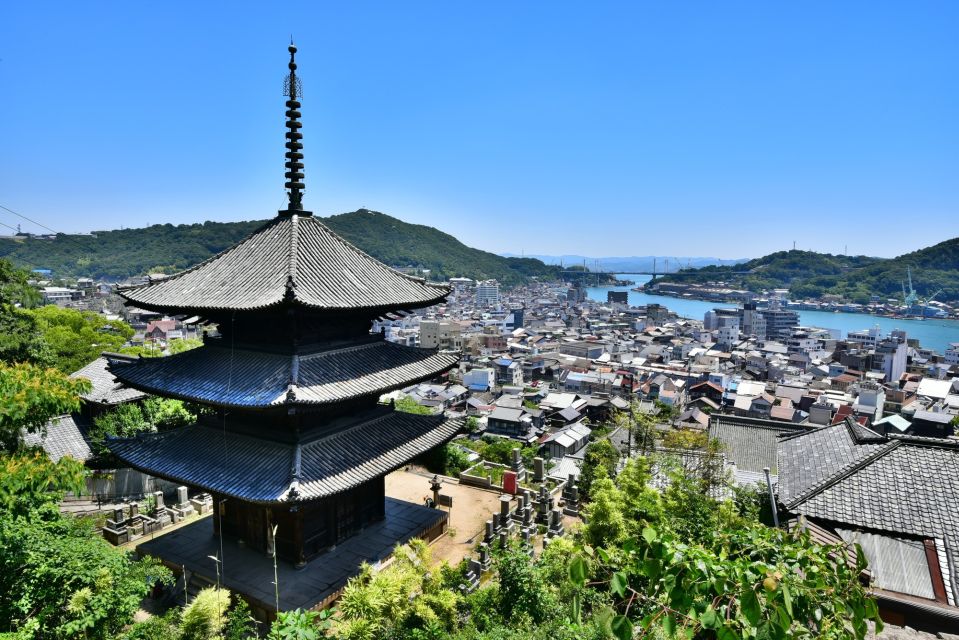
left=212, top=476, right=386, bottom=565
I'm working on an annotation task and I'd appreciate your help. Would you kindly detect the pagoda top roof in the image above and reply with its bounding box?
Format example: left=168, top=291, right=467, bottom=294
left=117, top=214, right=450, bottom=313
left=108, top=411, right=463, bottom=504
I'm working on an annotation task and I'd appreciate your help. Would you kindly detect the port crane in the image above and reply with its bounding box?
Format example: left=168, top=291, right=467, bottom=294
left=901, top=266, right=919, bottom=308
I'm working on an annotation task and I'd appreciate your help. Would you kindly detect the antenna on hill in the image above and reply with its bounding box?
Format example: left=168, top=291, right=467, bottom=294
left=792, top=241, right=796, bottom=251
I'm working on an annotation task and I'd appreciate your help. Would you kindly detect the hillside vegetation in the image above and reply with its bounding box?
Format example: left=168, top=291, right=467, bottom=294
left=648, top=239, right=959, bottom=303
left=0, top=209, right=561, bottom=286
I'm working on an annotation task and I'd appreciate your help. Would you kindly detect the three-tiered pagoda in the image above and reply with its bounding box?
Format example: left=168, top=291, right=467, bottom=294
left=108, top=44, right=461, bottom=573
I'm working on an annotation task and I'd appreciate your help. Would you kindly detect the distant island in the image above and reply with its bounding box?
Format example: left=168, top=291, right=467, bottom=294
left=501, top=253, right=749, bottom=273
left=644, top=238, right=959, bottom=305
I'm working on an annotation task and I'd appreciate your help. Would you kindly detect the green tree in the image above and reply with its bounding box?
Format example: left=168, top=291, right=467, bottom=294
left=492, top=543, right=559, bottom=626
left=0, top=258, right=41, bottom=308
left=30, top=306, right=134, bottom=373
left=394, top=396, right=435, bottom=415
left=89, top=398, right=196, bottom=456
left=0, top=305, right=51, bottom=365
left=271, top=608, right=326, bottom=640
left=121, top=610, right=180, bottom=640
left=0, top=452, right=86, bottom=518
left=224, top=597, right=256, bottom=640
left=0, top=512, right=171, bottom=638
left=577, top=439, right=619, bottom=499
left=0, top=361, right=91, bottom=452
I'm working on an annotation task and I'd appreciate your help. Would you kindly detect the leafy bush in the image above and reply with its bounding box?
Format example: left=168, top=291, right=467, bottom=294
left=180, top=587, right=231, bottom=640
left=0, top=514, right=171, bottom=638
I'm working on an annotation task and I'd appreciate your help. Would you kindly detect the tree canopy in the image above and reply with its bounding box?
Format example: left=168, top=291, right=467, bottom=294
left=0, top=362, right=91, bottom=452
left=0, top=210, right=565, bottom=286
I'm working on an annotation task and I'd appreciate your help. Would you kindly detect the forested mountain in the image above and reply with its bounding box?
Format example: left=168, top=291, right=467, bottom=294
left=647, top=238, right=959, bottom=303
left=0, top=209, right=561, bottom=286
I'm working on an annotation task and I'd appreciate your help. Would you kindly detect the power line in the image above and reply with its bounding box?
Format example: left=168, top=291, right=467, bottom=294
left=0, top=202, right=99, bottom=259
left=0, top=203, right=64, bottom=236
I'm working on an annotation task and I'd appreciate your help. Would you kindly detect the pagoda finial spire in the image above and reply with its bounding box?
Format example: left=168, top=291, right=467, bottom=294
left=281, top=41, right=310, bottom=216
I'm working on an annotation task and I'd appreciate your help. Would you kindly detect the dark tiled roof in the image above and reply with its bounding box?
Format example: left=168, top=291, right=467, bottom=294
left=72, top=356, right=146, bottom=405
left=786, top=436, right=959, bottom=605
left=778, top=420, right=959, bottom=607
left=23, top=414, right=93, bottom=462
left=707, top=414, right=809, bottom=474
left=118, top=215, right=450, bottom=313
left=786, top=439, right=959, bottom=539
left=109, top=341, right=458, bottom=408
left=108, top=412, right=463, bottom=503
left=776, top=421, right=889, bottom=506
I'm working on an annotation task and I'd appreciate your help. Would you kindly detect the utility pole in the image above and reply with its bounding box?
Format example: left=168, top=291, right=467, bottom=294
left=625, top=373, right=633, bottom=459
left=763, top=468, right=780, bottom=528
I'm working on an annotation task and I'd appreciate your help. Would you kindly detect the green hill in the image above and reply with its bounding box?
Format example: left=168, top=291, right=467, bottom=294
left=0, top=209, right=561, bottom=286
left=648, top=238, right=959, bottom=303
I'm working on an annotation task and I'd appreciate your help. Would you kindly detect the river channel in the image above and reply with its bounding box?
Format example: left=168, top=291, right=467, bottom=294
left=586, top=275, right=959, bottom=354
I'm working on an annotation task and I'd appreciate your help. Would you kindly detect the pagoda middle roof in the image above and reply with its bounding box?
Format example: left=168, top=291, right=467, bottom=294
left=108, top=411, right=463, bottom=504
left=118, top=214, right=450, bottom=313
left=108, top=340, right=459, bottom=408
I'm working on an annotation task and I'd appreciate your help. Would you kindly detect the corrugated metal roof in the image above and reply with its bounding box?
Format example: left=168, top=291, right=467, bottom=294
left=108, top=412, right=463, bottom=503
left=109, top=340, right=458, bottom=408
left=118, top=215, right=450, bottom=312
left=838, top=530, right=935, bottom=599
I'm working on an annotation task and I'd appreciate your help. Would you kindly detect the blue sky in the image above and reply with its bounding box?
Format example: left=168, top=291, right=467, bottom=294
left=1, top=2, right=956, bottom=258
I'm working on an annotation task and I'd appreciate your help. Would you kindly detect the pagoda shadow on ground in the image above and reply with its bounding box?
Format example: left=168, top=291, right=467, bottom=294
left=137, top=497, right=446, bottom=614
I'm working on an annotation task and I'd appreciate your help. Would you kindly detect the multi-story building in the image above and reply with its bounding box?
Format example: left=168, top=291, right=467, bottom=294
left=739, top=303, right=766, bottom=339
left=476, top=279, right=500, bottom=306
left=463, top=367, right=495, bottom=391
left=945, top=342, right=959, bottom=366
left=853, top=381, right=886, bottom=424
left=567, top=284, right=587, bottom=304
left=717, top=324, right=740, bottom=348
left=847, top=325, right=881, bottom=349
left=645, top=304, right=670, bottom=325
left=419, top=320, right=462, bottom=351
left=704, top=308, right=740, bottom=330
left=607, top=291, right=628, bottom=305
left=874, top=337, right=908, bottom=382
left=42, top=286, right=81, bottom=304
left=760, top=308, right=799, bottom=341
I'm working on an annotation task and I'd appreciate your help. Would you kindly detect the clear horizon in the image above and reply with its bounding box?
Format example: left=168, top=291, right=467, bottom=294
left=1, top=2, right=956, bottom=259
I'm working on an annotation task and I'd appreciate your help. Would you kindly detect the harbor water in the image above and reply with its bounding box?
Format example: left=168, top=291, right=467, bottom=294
left=586, top=275, right=959, bottom=354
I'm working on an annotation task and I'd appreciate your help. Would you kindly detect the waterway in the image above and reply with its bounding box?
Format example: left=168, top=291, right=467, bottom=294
left=586, top=275, right=959, bottom=354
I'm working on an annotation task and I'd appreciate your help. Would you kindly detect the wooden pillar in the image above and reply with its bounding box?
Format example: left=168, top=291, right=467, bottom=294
left=291, top=506, right=306, bottom=568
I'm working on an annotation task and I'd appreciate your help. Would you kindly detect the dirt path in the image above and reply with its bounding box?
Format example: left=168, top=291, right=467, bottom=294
left=385, top=468, right=507, bottom=566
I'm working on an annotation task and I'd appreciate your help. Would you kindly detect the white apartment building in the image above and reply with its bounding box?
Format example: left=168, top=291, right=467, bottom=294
left=847, top=325, right=881, bottom=348
left=945, top=342, right=959, bottom=366
left=475, top=279, right=500, bottom=306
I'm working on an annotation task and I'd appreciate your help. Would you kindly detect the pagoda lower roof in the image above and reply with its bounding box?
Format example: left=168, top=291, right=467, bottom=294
left=108, top=341, right=458, bottom=408
left=108, top=412, right=463, bottom=504
left=117, top=214, right=450, bottom=313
